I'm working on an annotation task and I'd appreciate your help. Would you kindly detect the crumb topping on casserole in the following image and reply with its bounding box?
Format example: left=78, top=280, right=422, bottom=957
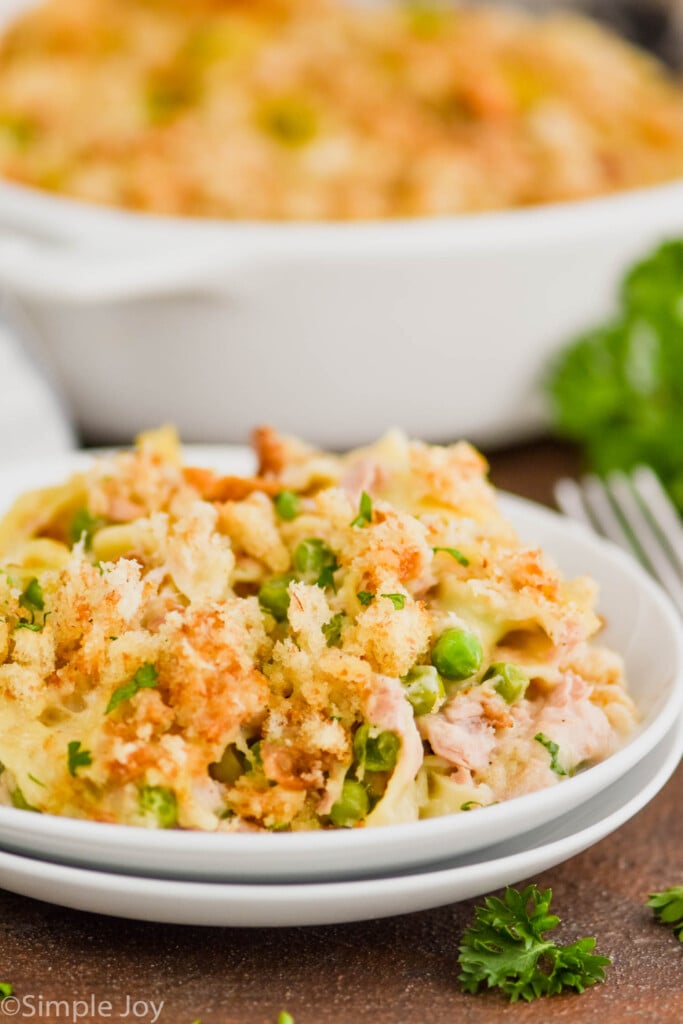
left=0, top=427, right=636, bottom=830
left=0, top=0, right=682, bottom=219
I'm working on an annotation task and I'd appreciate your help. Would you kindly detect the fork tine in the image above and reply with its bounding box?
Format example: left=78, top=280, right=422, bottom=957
left=554, top=478, right=593, bottom=529
left=583, top=474, right=648, bottom=560
left=555, top=474, right=649, bottom=564
left=556, top=469, right=683, bottom=617
left=631, top=465, right=683, bottom=574
left=605, top=472, right=683, bottom=616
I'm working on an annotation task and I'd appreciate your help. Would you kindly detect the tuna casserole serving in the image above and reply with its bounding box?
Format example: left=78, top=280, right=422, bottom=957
left=0, top=428, right=636, bottom=831
left=0, top=0, right=682, bottom=219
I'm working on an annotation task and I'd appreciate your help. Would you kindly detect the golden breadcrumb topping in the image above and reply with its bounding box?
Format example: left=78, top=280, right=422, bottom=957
left=0, top=427, right=636, bottom=831
left=0, top=0, right=682, bottom=219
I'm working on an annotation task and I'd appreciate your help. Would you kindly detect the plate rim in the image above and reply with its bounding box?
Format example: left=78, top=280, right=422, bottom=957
left=0, top=715, right=679, bottom=926
left=0, top=445, right=680, bottom=878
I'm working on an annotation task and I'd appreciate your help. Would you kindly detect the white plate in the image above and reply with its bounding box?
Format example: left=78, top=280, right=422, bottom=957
left=0, top=716, right=679, bottom=927
left=0, top=448, right=681, bottom=882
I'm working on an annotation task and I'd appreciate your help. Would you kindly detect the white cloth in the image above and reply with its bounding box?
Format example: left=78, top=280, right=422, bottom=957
left=0, top=319, right=75, bottom=461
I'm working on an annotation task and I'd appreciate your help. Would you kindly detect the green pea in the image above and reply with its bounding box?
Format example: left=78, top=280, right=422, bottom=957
left=258, top=575, right=292, bottom=621
left=430, top=627, right=483, bottom=680
left=293, top=538, right=338, bottom=588
left=401, top=665, right=445, bottom=716
left=139, top=785, right=178, bottom=828
left=274, top=491, right=301, bottom=521
left=353, top=724, right=401, bottom=773
left=329, top=779, right=370, bottom=828
left=294, top=538, right=331, bottom=575
left=483, top=662, right=529, bottom=704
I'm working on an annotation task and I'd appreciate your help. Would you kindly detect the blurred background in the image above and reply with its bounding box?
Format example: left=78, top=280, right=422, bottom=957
left=0, top=0, right=681, bottom=505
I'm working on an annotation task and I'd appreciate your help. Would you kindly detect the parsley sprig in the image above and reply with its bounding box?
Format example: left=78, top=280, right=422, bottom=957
left=67, top=740, right=93, bottom=777
left=350, top=491, right=373, bottom=528
left=458, top=885, right=610, bottom=1002
left=432, top=545, right=470, bottom=567
left=547, top=241, right=683, bottom=512
left=17, top=577, right=47, bottom=632
left=534, top=733, right=568, bottom=776
left=322, top=613, right=345, bottom=647
left=647, top=886, right=683, bottom=942
left=106, top=663, right=159, bottom=714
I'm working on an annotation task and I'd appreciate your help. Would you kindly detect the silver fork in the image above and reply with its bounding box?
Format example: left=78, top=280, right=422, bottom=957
left=554, top=466, right=683, bottom=615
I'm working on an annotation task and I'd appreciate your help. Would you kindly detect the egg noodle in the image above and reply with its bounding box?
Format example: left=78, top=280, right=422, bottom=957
left=0, top=428, right=636, bottom=831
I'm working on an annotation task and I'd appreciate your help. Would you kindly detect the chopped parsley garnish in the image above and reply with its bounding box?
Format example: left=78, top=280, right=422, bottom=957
left=67, top=740, right=92, bottom=777
left=277, top=1013, right=295, bottom=1024
left=459, top=885, right=611, bottom=1001
left=0, top=983, right=13, bottom=1000
left=534, top=733, right=568, bottom=776
left=20, top=577, right=44, bottom=614
left=432, top=546, right=470, bottom=567
left=382, top=593, right=406, bottom=609
left=274, top=490, right=301, bottom=521
left=10, top=786, right=39, bottom=812
left=17, top=577, right=47, bottom=630
left=322, top=612, right=345, bottom=647
left=68, top=507, right=104, bottom=549
left=28, top=773, right=45, bottom=788
left=647, top=886, right=683, bottom=942
left=356, top=590, right=374, bottom=606
left=350, top=491, right=373, bottom=528
left=106, top=663, right=159, bottom=714
left=247, top=740, right=263, bottom=772
left=460, top=800, right=482, bottom=811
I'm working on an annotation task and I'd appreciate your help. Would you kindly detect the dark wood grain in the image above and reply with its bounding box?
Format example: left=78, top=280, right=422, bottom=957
left=1, top=441, right=680, bottom=1024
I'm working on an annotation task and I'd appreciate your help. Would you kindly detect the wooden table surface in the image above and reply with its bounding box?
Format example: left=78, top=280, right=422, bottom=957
left=1, top=441, right=681, bottom=1024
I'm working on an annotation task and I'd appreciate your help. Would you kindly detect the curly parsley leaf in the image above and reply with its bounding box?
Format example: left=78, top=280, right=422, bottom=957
left=322, top=612, right=345, bottom=647
left=68, top=507, right=105, bottom=549
left=10, top=786, right=39, bottom=812
left=547, top=241, right=683, bottom=511
left=647, top=886, right=683, bottom=942
left=432, top=546, right=470, bottom=567
left=20, top=577, right=44, bottom=614
left=17, top=577, right=48, bottom=631
left=534, top=732, right=568, bottom=776
left=350, top=491, right=373, bottom=528
left=458, top=885, right=610, bottom=1002
left=106, top=663, right=159, bottom=714
left=67, top=740, right=93, bottom=777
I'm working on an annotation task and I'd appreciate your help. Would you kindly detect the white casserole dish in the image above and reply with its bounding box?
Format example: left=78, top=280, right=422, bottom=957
left=0, top=0, right=682, bottom=446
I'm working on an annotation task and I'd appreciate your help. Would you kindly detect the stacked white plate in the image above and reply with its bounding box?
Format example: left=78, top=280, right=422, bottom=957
left=0, top=450, right=680, bottom=927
